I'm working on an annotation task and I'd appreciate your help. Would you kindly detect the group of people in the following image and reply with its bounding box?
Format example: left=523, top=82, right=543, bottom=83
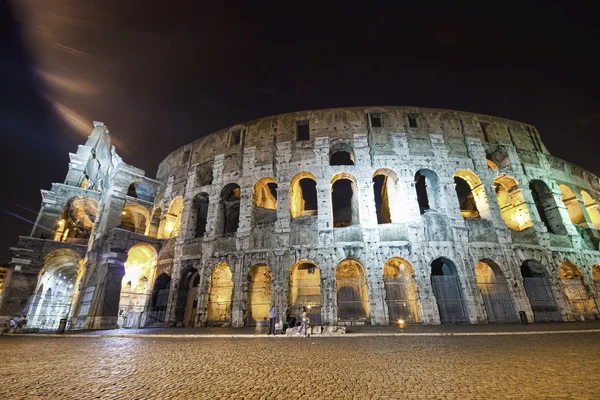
left=3, top=315, right=27, bottom=331
left=267, top=303, right=310, bottom=337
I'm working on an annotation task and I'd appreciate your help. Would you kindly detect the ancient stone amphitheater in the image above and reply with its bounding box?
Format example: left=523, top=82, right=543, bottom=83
left=2, top=106, right=600, bottom=330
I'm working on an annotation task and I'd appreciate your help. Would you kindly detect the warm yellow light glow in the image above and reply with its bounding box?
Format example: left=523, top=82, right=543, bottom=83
left=122, top=211, right=127, bottom=215
left=58, top=219, right=64, bottom=226
left=398, top=319, right=405, bottom=325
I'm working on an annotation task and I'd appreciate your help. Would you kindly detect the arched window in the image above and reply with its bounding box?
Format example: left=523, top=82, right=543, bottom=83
left=336, top=259, right=369, bottom=322
left=520, top=260, right=561, bottom=322
left=289, top=261, right=321, bottom=325
left=559, top=185, right=586, bottom=226
left=414, top=169, right=441, bottom=214
left=373, top=169, right=399, bottom=224
left=290, top=172, right=318, bottom=218
left=217, top=184, right=241, bottom=235
left=252, top=177, right=278, bottom=224
left=430, top=257, right=468, bottom=323
left=53, top=197, right=98, bottom=242
left=206, top=262, right=233, bottom=323
left=581, top=191, right=600, bottom=229
left=329, top=143, right=355, bottom=166
left=493, top=176, right=532, bottom=231
left=474, top=260, right=518, bottom=322
left=559, top=261, right=596, bottom=320
left=454, top=170, right=489, bottom=219
left=383, top=257, right=421, bottom=323
left=147, top=273, right=171, bottom=327
left=331, top=173, right=359, bottom=227
left=246, top=264, right=272, bottom=326
left=191, top=193, right=209, bottom=238
left=196, top=162, right=214, bottom=187
left=529, top=180, right=566, bottom=234
left=120, top=204, right=150, bottom=235
left=126, top=181, right=155, bottom=202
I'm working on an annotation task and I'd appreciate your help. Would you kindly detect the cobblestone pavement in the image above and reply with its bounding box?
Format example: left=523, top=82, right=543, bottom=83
left=1, top=333, right=599, bottom=399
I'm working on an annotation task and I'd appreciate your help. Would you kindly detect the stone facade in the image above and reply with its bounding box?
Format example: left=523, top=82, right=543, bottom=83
left=2, top=107, right=600, bottom=330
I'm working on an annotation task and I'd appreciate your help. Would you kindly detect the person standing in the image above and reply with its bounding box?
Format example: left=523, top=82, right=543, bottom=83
left=297, top=306, right=308, bottom=337
left=268, top=302, right=278, bottom=335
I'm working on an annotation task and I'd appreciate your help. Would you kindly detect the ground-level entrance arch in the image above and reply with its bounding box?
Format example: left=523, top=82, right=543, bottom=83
left=383, top=257, right=421, bottom=323
left=246, top=264, right=272, bottom=326
left=206, top=262, right=234, bottom=324
left=430, top=258, right=469, bottom=323
left=559, top=261, right=596, bottom=320
left=336, top=259, right=369, bottom=323
left=475, top=260, right=518, bottom=323
left=521, top=260, right=561, bottom=322
left=289, top=261, right=321, bottom=325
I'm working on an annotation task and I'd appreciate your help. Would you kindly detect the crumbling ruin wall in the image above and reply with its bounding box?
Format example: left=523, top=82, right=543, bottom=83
left=3, top=107, right=600, bottom=329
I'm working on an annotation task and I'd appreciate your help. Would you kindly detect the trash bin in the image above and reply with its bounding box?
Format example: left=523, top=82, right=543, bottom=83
left=518, top=311, right=528, bottom=324
left=57, top=318, right=68, bottom=334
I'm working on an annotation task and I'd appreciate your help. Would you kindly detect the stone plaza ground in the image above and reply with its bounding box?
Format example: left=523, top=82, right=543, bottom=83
left=1, top=330, right=600, bottom=399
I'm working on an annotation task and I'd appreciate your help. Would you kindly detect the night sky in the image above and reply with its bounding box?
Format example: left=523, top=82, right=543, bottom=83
left=1, top=1, right=599, bottom=262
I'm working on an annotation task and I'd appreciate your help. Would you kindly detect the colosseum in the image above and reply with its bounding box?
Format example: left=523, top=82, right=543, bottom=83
left=2, top=106, right=600, bottom=331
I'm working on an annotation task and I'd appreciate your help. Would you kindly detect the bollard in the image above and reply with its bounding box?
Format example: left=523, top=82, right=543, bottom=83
left=57, top=318, right=68, bottom=334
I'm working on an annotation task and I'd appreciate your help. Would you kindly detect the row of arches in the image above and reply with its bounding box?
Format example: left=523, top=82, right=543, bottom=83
left=193, top=257, right=600, bottom=326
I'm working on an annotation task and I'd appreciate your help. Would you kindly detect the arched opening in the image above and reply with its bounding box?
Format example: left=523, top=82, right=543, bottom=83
left=217, top=184, right=241, bottom=235
left=329, top=143, right=355, bottom=166
left=336, top=259, right=369, bottom=323
left=53, top=196, right=97, bottom=243
left=529, top=180, right=567, bottom=234
left=475, top=260, right=518, bottom=323
left=126, top=181, right=155, bottom=202
left=290, top=172, right=318, bottom=218
left=454, top=170, right=489, bottom=219
left=373, top=169, right=399, bottom=224
left=289, top=261, right=321, bottom=325
left=117, top=245, right=156, bottom=328
left=119, top=204, right=150, bottom=235
left=246, top=264, right=272, bottom=326
left=581, top=191, right=600, bottom=229
left=520, top=260, right=561, bottom=322
left=175, top=268, right=200, bottom=327
left=559, top=261, right=596, bottom=320
left=430, top=258, right=469, bottom=323
left=144, top=273, right=171, bottom=327
left=206, top=262, right=233, bottom=324
left=252, top=178, right=278, bottom=224
left=559, top=185, right=586, bottom=226
left=162, top=196, right=184, bottom=238
left=26, top=250, right=81, bottom=330
left=493, top=176, right=533, bottom=231
left=383, top=257, right=421, bottom=323
left=191, top=193, right=209, bottom=238
left=196, top=162, right=213, bottom=187
left=486, top=158, right=499, bottom=170
left=331, top=173, right=360, bottom=227
left=593, top=265, right=600, bottom=297
left=415, top=169, right=441, bottom=214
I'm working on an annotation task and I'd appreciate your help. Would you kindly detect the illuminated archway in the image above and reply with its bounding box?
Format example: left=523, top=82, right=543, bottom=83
left=559, top=185, right=586, bottom=226
left=581, top=191, right=600, bottom=229
left=329, top=143, right=355, bottom=166
left=373, top=169, right=399, bottom=224
left=336, top=259, right=369, bottom=322
left=289, top=260, right=321, bottom=325
left=454, top=170, right=489, bottom=219
left=246, top=264, right=272, bottom=325
left=430, top=258, right=469, bottom=323
left=206, top=262, right=233, bottom=323
left=27, top=249, right=82, bottom=330
left=290, top=172, right=318, bottom=218
left=120, top=204, right=150, bottom=235
left=252, top=177, right=278, bottom=224
left=475, top=260, right=518, bottom=322
left=383, top=257, right=421, bottom=323
left=520, top=260, right=561, bottom=322
left=162, top=196, right=184, bottom=238
left=559, top=261, right=596, bottom=320
left=53, top=196, right=97, bottom=242
left=331, top=172, right=360, bottom=227
left=493, top=176, right=532, bottom=231
left=117, top=245, right=157, bottom=328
